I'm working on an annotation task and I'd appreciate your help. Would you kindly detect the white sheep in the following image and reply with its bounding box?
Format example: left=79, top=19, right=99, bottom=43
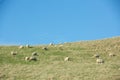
left=49, top=43, right=54, bottom=46
left=11, top=51, right=17, bottom=55
left=64, top=57, right=69, bottom=61
left=26, top=44, right=31, bottom=48
left=109, top=53, right=115, bottom=57
left=25, top=57, right=30, bottom=61
left=29, top=56, right=37, bottom=61
left=93, top=54, right=100, bottom=58
left=19, top=45, right=24, bottom=49
left=42, top=47, right=48, bottom=50
left=96, top=58, right=104, bottom=64
left=32, top=52, right=38, bottom=56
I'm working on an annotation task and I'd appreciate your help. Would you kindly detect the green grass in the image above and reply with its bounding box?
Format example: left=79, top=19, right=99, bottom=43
left=0, top=37, right=120, bottom=80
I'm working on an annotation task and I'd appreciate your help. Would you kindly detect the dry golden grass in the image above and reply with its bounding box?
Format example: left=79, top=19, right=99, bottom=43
left=0, top=37, right=120, bottom=80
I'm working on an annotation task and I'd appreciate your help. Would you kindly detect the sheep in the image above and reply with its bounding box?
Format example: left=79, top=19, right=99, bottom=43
left=109, top=53, right=116, bottom=57
left=96, top=58, right=104, bottom=64
left=64, top=57, right=69, bottom=61
left=49, top=43, right=54, bottom=46
left=25, top=56, right=37, bottom=61
left=25, top=57, right=30, bottom=61
left=32, top=52, right=38, bottom=56
left=19, top=45, right=24, bottom=49
left=11, top=51, right=17, bottom=55
left=42, top=47, right=48, bottom=50
left=29, top=56, right=37, bottom=61
left=93, top=54, right=100, bottom=58
left=26, top=44, right=32, bottom=48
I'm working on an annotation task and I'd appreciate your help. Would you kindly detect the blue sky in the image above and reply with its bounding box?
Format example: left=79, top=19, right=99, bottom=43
left=0, top=0, right=120, bottom=45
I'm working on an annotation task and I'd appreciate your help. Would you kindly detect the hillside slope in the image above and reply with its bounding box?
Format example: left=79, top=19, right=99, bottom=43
left=0, top=37, right=120, bottom=80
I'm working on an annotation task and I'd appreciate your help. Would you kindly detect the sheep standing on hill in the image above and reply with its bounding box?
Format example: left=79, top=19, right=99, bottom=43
left=32, top=52, right=38, bottom=56
left=49, top=43, right=54, bottom=46
left=19, top=45, right=24, bottom=49
left=25, top=57, right=30, bottom=61
left=25, top=56, right=37, bottom=61
left=93, top=54, right=100, bottom=58
left=64, top=57, right=70, bottom=61
left=109, top=53, right=116, bottom=57
left=26, top=44, right=32, bottom=48
left=42, top=47, right=48, bottom=50
left=96, top=58, right=104, bottom=64
left=11, top=51, right=17, bottom=55
left=29, top=56, right=37, bottom=61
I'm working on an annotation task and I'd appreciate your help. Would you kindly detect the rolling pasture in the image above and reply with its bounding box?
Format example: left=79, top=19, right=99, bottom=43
left=0, top=37, right=120, bottom=80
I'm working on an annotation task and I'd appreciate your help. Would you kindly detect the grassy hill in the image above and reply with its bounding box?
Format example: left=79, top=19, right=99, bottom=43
left=0, top=37, right=120, bottom=80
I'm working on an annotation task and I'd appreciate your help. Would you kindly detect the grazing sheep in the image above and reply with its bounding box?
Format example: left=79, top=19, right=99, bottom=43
left=64, top=57, right=69, bottom=61
left=26, top=44, right=32, bottom=48
left=32, top=52, right=38, bottom=56
left=42, top=47, right=48, bottom=50
left=49, top=43, right=54, bottom=46
left=96, top=58, right=104, bottom=64
left=11, top=51, right=17, bottom=55
left=25, top=57, right=30, bottom=61
left=29, top=56, right=37, bottom=61
left=109, top=53, right=116, bottom=57
left=93, top=54, right=100, bottom=58
left=19, top=45, right=24, bottom=49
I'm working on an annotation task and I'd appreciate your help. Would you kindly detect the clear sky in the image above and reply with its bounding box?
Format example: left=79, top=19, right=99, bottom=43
left=0, top=0, right=120, bottom=45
